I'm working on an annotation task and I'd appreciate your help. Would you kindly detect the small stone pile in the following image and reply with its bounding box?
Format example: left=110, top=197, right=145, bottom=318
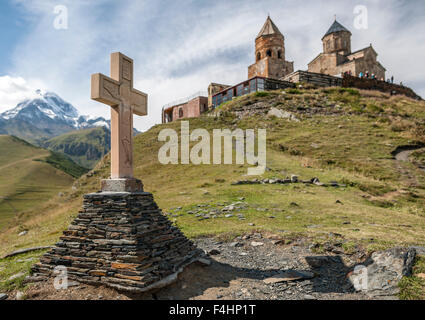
left=32, top=192, right=204, bottom=293
left=232, top=177, right=346, bottom=187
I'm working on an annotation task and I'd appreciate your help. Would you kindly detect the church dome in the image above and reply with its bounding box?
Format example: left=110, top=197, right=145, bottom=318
left=322, top=20, right=351, bottom=39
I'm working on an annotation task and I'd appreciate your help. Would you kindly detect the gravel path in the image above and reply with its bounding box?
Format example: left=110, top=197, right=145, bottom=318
left=23, top=234, right=395, bottom=300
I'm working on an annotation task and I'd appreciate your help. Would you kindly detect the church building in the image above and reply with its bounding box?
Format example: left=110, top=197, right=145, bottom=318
left=248, top=16, right=294, bottom=80
left=308, top=19, right=386, bottom=79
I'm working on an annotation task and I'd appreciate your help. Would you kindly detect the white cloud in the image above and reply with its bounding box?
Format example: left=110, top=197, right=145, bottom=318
left=1, top=0, right=424, bottom=130
left=0, top=76, right=45, bottom=112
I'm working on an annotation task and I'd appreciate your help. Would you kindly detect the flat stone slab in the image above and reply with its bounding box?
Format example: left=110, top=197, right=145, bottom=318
left=85, top=191, right=152, bottom=198
left=101, top=178, right=144, bottom=192
left=263, top=270, right=315, bottom=284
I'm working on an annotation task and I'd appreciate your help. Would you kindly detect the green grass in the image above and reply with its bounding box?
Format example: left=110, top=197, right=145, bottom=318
left=255, top=91, right=271, bottom=97
left=1, top=88, right=425, bottom=297
left=411, top=149, right=425, bottom=167
left=0, top=136, right=79, bottom=230
left=0, top=249, right=48, bottom=293
left=399, top=256, right=425, bottom=300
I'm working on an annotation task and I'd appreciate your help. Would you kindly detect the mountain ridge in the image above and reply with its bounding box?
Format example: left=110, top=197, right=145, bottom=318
left=0, top=90, right=110, bottom=144
left=41, top=126, right=111, bottom=169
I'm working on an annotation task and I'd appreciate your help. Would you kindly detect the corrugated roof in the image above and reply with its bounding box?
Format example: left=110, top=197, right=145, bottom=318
left=257, top=16, right=283, bottom=38
left=322, top=20, right=351, bottom=39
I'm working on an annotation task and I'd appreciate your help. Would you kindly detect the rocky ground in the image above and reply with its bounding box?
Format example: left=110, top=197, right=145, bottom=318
left=15, top=234, right=402, bottom=300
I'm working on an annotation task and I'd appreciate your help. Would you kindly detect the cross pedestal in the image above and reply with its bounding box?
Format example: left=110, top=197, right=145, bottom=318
left=91, top=52, right=147, bottom=192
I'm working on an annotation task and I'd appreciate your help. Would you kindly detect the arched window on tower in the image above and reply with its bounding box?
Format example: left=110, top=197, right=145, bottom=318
left=278, top=50, right=282, bottom=59
left=256, top=52, right=261, bottom=61
left=266, top=49, right=272, bottom=57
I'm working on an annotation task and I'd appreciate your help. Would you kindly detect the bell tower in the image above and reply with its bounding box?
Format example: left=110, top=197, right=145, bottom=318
left=322, top=19, right=352, bottom=55
left=248, top=16, right=294, bottom=79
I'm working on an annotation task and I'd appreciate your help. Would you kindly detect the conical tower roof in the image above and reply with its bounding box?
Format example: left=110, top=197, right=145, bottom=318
left=322, top=20, right=351, bottom=39
left=257, top=16, right=283, bottom=38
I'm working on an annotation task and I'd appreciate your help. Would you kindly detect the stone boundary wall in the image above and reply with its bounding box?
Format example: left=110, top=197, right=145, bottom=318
left=342, top=75, right=422, bottom=100
left=283, top=70, right=342, bottom=87
left=283, top=71, right=422, bottom=100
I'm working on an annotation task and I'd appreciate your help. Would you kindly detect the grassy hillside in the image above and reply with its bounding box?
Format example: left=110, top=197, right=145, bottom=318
left=41, top=127, right=110, bottom=169
left=0, top=135, right=87, bottom=231
left=1, top=87, right=424, bottom=295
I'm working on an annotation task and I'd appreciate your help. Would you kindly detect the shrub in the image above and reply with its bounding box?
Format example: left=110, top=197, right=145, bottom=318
left=366, top=104, right=384, bottom=113
left=286, top=88, right=302, bottom=95
left=255, top=91, right=270, bottom=97
left=390, top=119, right=414, bottom=132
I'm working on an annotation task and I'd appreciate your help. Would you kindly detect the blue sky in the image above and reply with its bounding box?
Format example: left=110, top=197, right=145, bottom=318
left=0, top=1, right=28, bottom=72
left=0, top=0, right=424, bottom=131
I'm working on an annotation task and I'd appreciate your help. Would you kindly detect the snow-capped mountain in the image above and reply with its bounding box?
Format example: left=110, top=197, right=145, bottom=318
left=0, top=90, right=109, bottom=130
left=0, top=90, right=110, bottom=143
left=76, top=115, right=111, bottom=130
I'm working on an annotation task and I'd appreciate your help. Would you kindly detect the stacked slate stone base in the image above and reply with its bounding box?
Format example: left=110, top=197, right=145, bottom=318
left=32, top=190, right=204, bottom=293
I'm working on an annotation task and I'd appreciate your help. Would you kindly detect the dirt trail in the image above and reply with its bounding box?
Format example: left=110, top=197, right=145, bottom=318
left=392, top=146, right=425, bottom=187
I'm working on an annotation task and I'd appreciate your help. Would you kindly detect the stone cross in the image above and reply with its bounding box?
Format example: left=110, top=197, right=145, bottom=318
left=91, top=52, right=147, bottom=182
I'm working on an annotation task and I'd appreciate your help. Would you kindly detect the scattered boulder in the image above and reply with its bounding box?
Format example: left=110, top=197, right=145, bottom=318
left=232, top=177, right=344, bottom=188
left=18, top=231, right=28, bottom=237
left=8, top=272, right=26, bottom=281
left=230, top=242, right=243, bottom=248
left=349, top=247, right=416, bottom=296
left=222, top=205, right=235, bottom=212
left=251, top=241, right=264, bottom=247
left=16, top=291, right=24, bottom=300
left=267, top=108, right=300, bottom=122
left=410, top=246, right=425, bottom=255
